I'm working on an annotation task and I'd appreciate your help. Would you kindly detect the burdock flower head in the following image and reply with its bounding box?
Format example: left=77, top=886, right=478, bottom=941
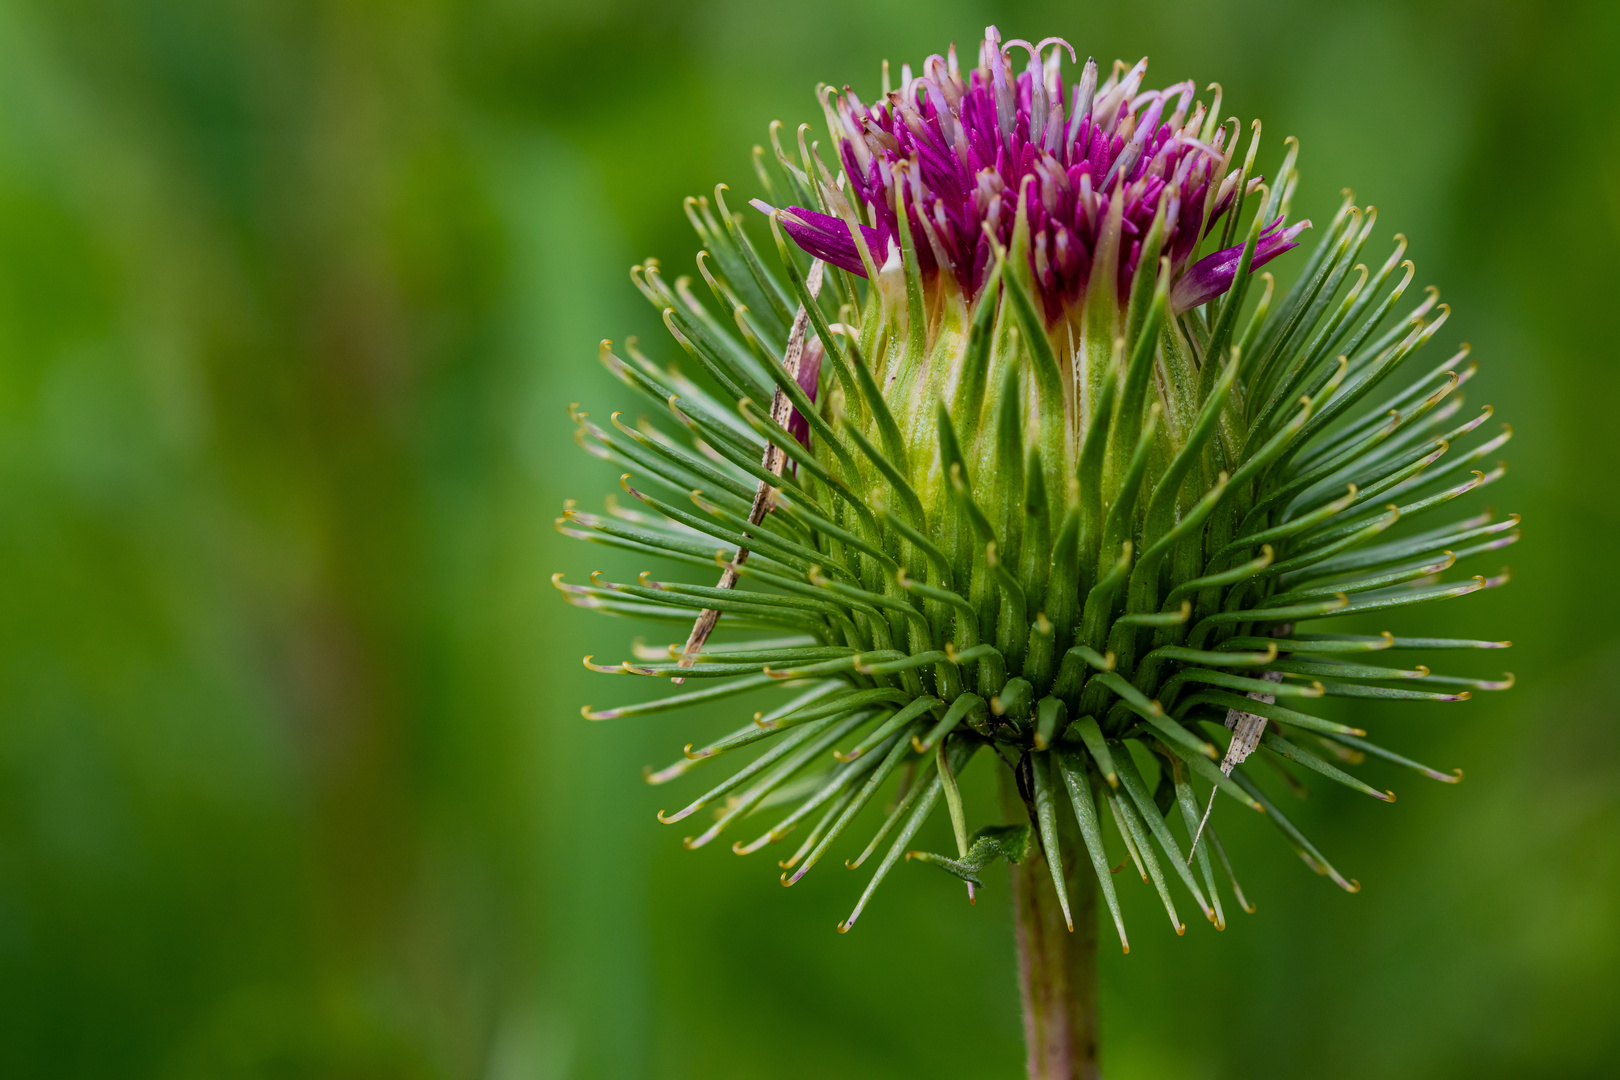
left=773, top=27, right=1307, bottom=319
left=558, top=24, right=1515, bottom=1075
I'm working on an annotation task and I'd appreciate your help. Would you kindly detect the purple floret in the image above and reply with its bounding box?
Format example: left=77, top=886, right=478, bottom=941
left=1168, top=218, right=1311, bottom=313
left=786, top=339, right=822, bottom=450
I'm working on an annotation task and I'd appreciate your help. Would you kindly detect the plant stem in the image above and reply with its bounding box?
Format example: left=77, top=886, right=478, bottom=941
left=1005, top=766, right=1100, bottom=1080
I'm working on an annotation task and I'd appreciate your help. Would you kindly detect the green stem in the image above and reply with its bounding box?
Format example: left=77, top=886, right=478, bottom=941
left=1003, top=766, right=1101, bottom=1080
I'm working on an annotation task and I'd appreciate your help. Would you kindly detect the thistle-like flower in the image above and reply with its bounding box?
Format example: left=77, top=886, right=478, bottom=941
left=559, top=26, right=1515, bottom=1067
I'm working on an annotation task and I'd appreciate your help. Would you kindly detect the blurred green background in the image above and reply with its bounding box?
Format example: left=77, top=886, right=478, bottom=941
left=1, top=0, right=1616, bottom=1076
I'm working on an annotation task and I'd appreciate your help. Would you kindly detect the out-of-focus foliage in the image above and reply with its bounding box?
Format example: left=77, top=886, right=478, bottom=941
left=0, top=1, right=1613, bottom=1078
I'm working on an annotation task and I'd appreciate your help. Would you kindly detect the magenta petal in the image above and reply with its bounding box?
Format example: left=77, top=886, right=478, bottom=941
left=1169, top=218, right=1312, bottom=313
left=786, top=339, right=823, bottom=452
left=751, top=200, right=881, bottom=279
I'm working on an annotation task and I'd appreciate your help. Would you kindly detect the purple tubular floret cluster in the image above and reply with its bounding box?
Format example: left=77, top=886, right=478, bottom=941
left=769, top=27, right=1308, bottom=322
